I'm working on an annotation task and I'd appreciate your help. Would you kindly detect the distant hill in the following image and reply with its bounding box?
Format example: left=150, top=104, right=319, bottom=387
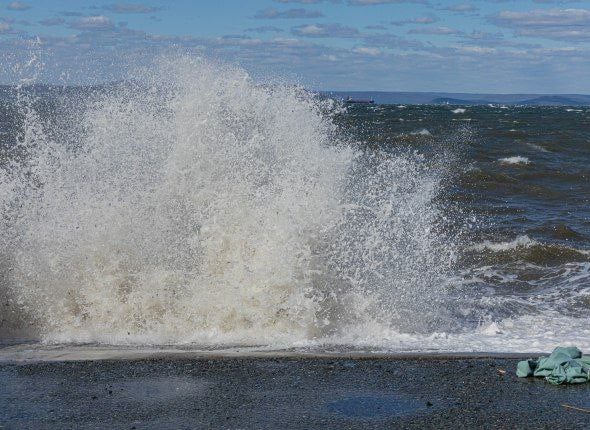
left=518, top=95, right=589, bottom=106
left=323, top=91, right=590, bottom=106
left=431, top=95, right=589, bottom=106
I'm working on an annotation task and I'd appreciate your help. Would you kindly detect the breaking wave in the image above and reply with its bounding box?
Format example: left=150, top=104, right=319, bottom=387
left=0, top=58, right=456, bottom=346
left=467, top=236, right=590, bottom=266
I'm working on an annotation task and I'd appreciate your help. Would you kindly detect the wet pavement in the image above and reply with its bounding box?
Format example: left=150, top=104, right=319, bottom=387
left=1, top=356, right=590, bottom=429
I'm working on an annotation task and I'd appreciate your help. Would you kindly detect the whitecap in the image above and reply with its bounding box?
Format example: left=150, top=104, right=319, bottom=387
left=409, top=128, right=431, bottom=136
left=469, top=235, right=537, bottom=252
left=499, top=156, right=530, bottom=165
left=525, top=142, right=549, bottom=153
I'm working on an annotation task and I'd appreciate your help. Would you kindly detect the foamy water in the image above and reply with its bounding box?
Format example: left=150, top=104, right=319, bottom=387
left=499, top=156, right=530, bottom=165
left=0, top=58, right=457, bottom=348
left=470, top=235, right=537, bottom=252
left=409, top=128, right=431, bottom=136
left=0, top=58, right=588, bottom=353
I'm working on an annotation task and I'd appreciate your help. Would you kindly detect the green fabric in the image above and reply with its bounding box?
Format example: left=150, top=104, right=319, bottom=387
left=516, top=359, right=536, bottom=378
left=516, top=346, right=590, bottom=385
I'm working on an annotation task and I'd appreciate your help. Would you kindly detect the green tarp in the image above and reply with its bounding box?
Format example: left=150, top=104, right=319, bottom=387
left=517, top=346, right=590, bottom=385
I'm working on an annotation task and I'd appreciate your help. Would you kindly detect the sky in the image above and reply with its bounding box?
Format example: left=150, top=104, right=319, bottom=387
left=0, top=0, right=589, bottom=93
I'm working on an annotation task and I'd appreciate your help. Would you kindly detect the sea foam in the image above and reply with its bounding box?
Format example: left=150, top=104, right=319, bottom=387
left=499, top=156, right=530, bottom=165
left=0, top=57, right=455, bottom=346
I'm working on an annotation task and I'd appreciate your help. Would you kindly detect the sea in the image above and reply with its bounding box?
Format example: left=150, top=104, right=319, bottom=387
left=0, top=59, right=588, bottom=353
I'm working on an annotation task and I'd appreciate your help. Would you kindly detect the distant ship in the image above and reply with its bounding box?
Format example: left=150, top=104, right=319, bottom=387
left=345, top=96, right=375, bottom=104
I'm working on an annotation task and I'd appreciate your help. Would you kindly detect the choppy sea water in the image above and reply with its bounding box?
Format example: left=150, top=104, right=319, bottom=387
left=0, top=59, right=588, bottom=352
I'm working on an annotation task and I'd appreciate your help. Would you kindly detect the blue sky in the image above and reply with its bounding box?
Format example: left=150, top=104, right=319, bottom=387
left=1, top=0, right=589, bottom=92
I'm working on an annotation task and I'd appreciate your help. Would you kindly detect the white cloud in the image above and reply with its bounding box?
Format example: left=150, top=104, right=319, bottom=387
left=274, top=0, right=340, bottom=3
left=7, top=2, right=31, bottom=11
left=409, top=26, right=461, bottom=35
left=245, top=26, right=285, bottom=33
left=0, top=22, right=12, bottom=33
left=493, top=8, right=590, bottom=26
left=292, top=23, right=359, bottom=37
left=456, top=46, right=497, bottom=54
left=348, top=0, right=424, bottom=5
left=70, top=16, right=114, bottom=30
left=362, top=32, right=425, bottom=49
left=532, top=0, right=585, bottom=3
left=440, top=3, right=478, bottom=13
left=255, top=8, right=324, bottom=19
left=353, top=46, right=382, bottom=55
left=490, top=8, right=590, bottom=41
left=102, top=4, right=162, bottom=14
left=391, top=16, right=438, bottom=25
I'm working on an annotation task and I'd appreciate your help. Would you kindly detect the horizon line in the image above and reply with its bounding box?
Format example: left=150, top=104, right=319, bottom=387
left=2, top=84, right=590, bottom=97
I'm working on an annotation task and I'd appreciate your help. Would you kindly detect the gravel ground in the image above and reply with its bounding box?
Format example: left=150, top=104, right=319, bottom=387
left=1, top=355, right=590, bottom=429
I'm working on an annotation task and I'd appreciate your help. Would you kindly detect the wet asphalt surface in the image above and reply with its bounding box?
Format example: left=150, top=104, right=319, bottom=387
left=1, top=356, right=590, bottom=429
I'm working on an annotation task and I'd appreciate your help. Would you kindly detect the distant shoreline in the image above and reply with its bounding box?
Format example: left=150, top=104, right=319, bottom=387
left=1, top=84, right=589, bottom=106
left=321, top=90, right=590, bottom=106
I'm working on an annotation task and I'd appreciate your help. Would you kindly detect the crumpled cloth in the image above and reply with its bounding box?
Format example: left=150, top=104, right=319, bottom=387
left=516, top=346, right=590, bottom=385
